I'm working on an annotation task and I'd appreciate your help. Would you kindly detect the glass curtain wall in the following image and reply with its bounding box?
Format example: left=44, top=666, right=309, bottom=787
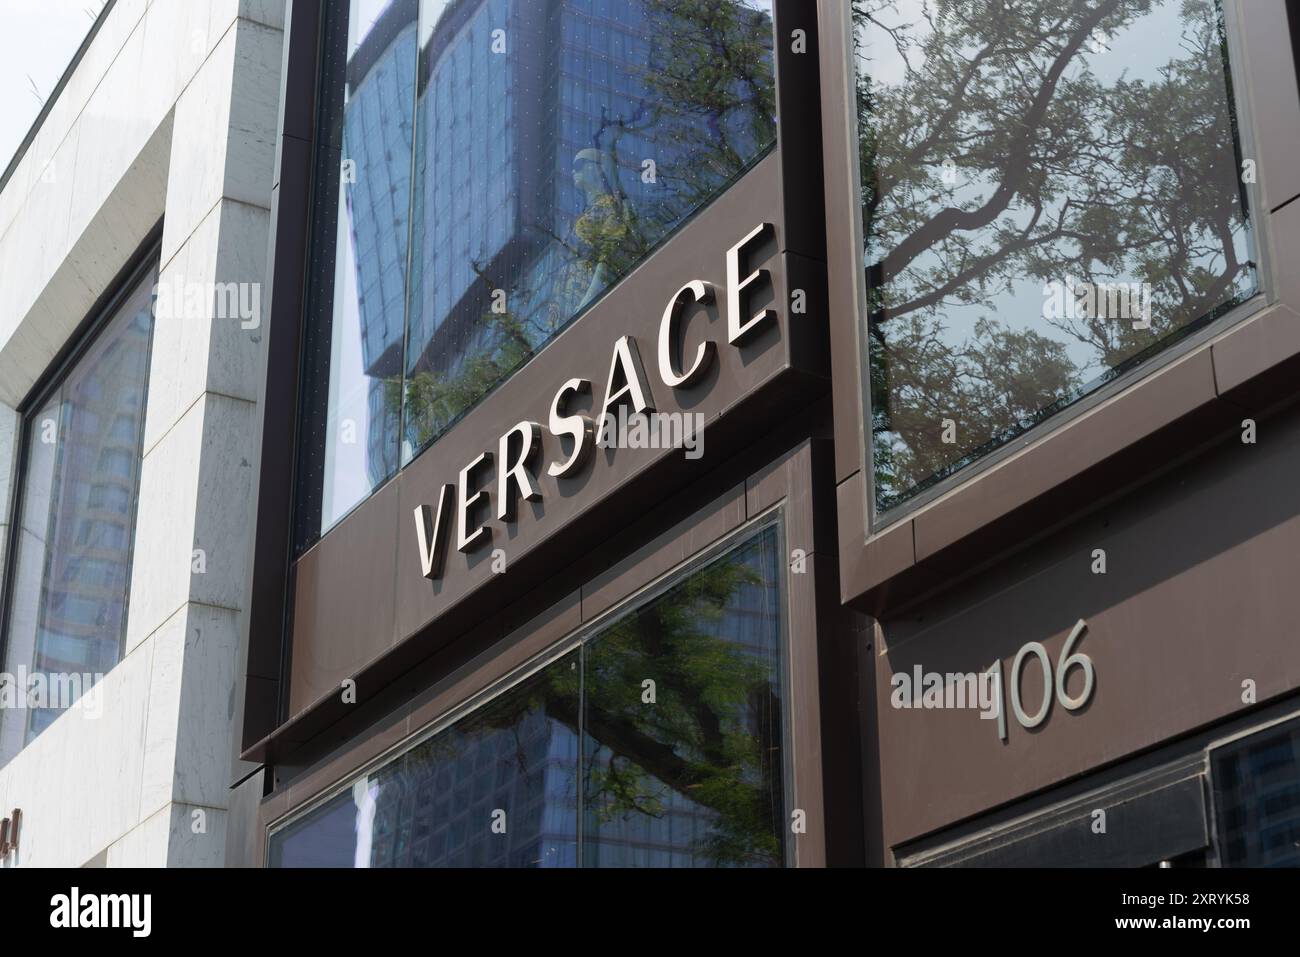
left=296, top=0, right=778, bottom=550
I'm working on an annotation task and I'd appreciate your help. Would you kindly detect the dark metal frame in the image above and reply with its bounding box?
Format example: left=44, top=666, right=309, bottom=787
left=238, top=0, right=323, bottom=762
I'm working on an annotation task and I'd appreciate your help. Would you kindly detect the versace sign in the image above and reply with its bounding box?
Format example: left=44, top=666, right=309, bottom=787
left=411, top=223, right=778, bottom=583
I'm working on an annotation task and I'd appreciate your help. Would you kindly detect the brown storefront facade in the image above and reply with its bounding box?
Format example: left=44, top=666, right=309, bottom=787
left=224, top=0, right=1300, bottom=867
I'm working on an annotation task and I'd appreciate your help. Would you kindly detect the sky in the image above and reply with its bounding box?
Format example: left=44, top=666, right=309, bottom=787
left=0, top=0, right=108, bottom=178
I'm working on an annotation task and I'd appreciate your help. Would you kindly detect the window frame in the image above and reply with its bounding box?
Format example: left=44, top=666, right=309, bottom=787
left=0, top=226, right=162, bottom=731
left=1204, top=711, right=1300, bottom=868
left=265, top=510, right=795, bottom=868
left=841, top=0, right=1270, bottom=534
left=819, top=0, right=1300, bottom=617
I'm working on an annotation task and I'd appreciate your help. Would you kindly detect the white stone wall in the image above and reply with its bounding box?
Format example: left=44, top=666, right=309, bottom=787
left=0, top=0, right=285, bottom=867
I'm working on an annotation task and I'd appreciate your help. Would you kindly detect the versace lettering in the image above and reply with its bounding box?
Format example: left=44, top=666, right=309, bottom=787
left=411, top=223, right=777, bottom=581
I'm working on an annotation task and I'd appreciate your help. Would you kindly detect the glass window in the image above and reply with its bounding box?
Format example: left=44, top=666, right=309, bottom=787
left=269, top=521, right=787, bottom=867
left=1211, top=719, right=1300, bottom=866
left=296, top=0, right=419, bottom=544
left=583, top=522, right=786, bottom=866
left=852, top=0, right=1258, bottom=515
left=296, top=0, right=777, bottom=550
left=0, top=262, right=157, bottom=765
left=270, top=650, right=581, bottom=867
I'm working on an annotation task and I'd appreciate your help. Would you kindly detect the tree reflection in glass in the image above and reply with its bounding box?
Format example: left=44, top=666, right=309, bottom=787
left=268, top=523, right=787, bottom=868
left=856, top=0, right=1257, bottom=511
left=400, top=0, right=777, bottom=459
left=580, top=524, right=785, bottom=867
left=271, top=650, right=581, bottom=868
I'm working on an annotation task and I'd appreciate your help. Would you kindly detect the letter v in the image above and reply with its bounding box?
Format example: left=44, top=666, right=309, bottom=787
left=414, top=485, right=455, bottom=580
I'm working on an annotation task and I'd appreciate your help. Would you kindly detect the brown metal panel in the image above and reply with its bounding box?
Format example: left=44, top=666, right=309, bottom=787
left=873, top=399, right=1300, bottom=847
left=787, top=547, right=828, bottom=867
left=580, top=483, right=746, bottom=622
left=288, top=479, right=400, bottom=717
left=748, top=437, right=836, bottom=557
left=912, top=348, right=1225, bottom=564
left=1213, top=305, right=1300, bottom=410
left=257, top=786, right=290, bottom=853
left=399, top=593, right=581, bottom=742
left=804, top=551, right=869, bottom=867
left=835, top=472, right=925, bottom=607
left=1212, top=205, right=1300, bottom=408
left=1236, top=0, right=1300, bottom=211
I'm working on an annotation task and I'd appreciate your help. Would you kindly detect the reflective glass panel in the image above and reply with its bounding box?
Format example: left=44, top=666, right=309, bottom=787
left=296, top=0, right=777, bottom=547
left=269, top=650, right=580, bottom=867
left=297, top=0, right=418, bottom=545
left=1211, top=720, right=1300, bottom=867
left=269, top=522, right=788, bottom=867
left=854, top=0, right=1258, bottom=513
left=401, top=0, right=776, bottom=458
left=582, top=522, right=786, bottom=866
left=0, top=264, right=157, bottom=766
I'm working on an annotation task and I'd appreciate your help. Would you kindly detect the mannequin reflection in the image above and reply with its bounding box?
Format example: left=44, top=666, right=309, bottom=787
left=571, top=146, right=626, bottom=309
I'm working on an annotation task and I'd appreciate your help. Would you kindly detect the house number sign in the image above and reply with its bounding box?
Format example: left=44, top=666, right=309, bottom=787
left=986, top=619, right=1096, bottom=741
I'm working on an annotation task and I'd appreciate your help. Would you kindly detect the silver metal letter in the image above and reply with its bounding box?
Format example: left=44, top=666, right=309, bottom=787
left=1055, top=619, right=1095, bottom=711
left=658, top=280, right=717, bottom=388
left=1010, top=642, right=1052, bottom=729
left=457, top=451, right=493, bottom=553
left=548, top=378, right=595, bottom=479
left=413, top=484, right=455, bottom=580
left=600, top=335, right=656, bottom=423
left=497, top=421, right=544, bottom=523
left=726, top=222, right=776, bottom=345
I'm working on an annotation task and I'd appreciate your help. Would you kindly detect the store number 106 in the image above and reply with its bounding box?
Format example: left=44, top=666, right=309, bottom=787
left=987, top=619, right=1095, bottom=741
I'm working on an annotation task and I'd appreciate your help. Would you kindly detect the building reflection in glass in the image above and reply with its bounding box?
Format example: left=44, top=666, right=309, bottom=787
left=269, top=522, right=787, bottom=867
left=402, top=0, right=776, bottom=460
left=297, top=0, right=777, bottom=546
left=1212, top=720, right=1300, bottom=867
left=271, top=651, right=581, bottom=867
left=0, top=266, right=157, bottom=765
left=300, top=0, right=418, bottom=538
left=581, top=522, right=785, bottom=867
